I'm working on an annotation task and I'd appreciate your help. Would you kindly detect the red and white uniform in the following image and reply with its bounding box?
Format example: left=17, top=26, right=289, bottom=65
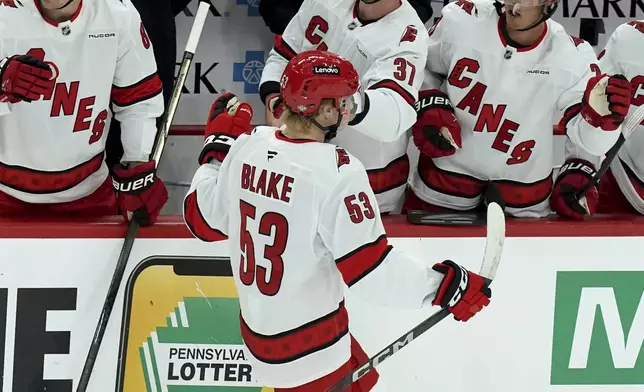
left=259, top=0, right=428, bottom=213
left=408, top=0, right=619, bottom=217
left=595, top=21, right=644, bottom=214
left=184, top=126, right=443, bottom=388
left=0, top=0, right=163, bottom=204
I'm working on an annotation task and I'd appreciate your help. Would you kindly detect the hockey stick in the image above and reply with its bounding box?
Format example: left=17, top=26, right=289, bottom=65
left=75, top=3, right=210, bottom=391
left=407, top=182, right=505, bottom=226
left=326, top=202, right=506, bottom=392
left=574, top=104, right=644, bottom=201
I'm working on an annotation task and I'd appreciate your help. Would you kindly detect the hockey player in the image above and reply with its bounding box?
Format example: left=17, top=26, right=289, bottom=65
left=185, top=51, right=492, bottom=391
left=259, top=0, right=428, bottom=214
left=0, top=0, right=168, bottom=225
left=405, top=0, right=633, bottom=219
left=588, top=21, right=644, bottom=215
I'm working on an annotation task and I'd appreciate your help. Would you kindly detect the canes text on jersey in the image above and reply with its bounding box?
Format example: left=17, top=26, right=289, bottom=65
left=241, top=163, right=294, bottom=203
left=44, top=80, right=108, bottom=145
left=449, top=57, right=533, bottom=165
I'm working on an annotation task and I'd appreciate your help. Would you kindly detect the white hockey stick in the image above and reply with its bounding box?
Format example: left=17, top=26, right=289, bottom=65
left=576, top=104, right=644, bottom=205
left=75, top=3, right=211, bottom=391
left=326, top=202, right=506, bottom=392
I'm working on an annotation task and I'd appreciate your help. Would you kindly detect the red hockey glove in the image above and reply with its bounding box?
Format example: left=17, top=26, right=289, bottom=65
left=199, top=93, right=253, bottom=165
left=550, top=159, right=598, bottom=220
left=432, top=260, right=491, bottom=322
left=0, top=49, right=56, bottom=103
left=581, top=74, right=632, bottom=131
left=112, top=161, right=168, bottom=226
left=412, top=89, right=461, bottom=158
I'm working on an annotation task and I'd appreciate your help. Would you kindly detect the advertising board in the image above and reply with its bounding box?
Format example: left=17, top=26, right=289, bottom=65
left=0, top=220, right=642, bottom=391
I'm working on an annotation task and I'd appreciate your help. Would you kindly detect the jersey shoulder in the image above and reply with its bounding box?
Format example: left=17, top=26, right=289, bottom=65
left=317, top=145, right=369, bottom=193
left=441, top=0, right=497, bottom=23
left=378, top=1, right=428, bottom=50
left=611, top=20, right=644, bottom=46
left=249, top=125, right=279, bottom=139
left=259, top=128, right=367, bottom=188
left=99, top=0, right=141, bottom=31
left=437, top=0, right=497, bottom=39
left=0, top=0, right=36, bottom=26
left=546, top=21, right=598, bottom=76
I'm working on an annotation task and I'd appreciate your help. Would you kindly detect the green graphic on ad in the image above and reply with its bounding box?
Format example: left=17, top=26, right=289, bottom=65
left=139, top=297, right=263, bottom=392
left=551, top=271, right=644, bottom=385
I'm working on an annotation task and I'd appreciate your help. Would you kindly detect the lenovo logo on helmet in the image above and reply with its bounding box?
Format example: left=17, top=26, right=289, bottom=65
left=313, top=65, right=339, bottom=74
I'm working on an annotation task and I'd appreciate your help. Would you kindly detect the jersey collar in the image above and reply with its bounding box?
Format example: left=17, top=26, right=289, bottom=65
left=275, top=130, right=319, bottom=144
left=34, top=0, right=83, bottom=27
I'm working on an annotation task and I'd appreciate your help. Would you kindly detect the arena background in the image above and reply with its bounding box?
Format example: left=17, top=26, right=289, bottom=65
left=158, top=0, right=644, bottom=213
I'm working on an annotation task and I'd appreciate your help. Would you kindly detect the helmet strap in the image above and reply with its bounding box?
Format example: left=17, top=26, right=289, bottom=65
left=310, top=115, right=342, bottom=141
left=308, top=98, right=344, bottom=141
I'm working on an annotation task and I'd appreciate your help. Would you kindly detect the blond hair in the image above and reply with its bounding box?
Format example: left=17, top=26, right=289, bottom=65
left=283, top=99, right=334, bottom=135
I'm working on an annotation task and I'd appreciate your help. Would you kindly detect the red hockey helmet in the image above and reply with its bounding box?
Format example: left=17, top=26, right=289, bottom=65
left=279, top=50, right=359, bottom=116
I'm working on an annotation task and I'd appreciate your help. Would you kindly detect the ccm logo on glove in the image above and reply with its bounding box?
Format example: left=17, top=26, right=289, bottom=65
left=203, top=134, right=235, bottom=150
left=447, top=264, right=469, bottom=307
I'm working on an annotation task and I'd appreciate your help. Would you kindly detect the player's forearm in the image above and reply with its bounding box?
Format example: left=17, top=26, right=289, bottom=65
left=421, top=68, right=445, bottom=91
left=259, top=50, right=289, bottom=104
left=115, top=95, right=163, bottom=162
left=184, top=162, right=228, bottom=242
left=350, top=246, right=443, bottom=309
left=568, top=115, right=621, bottom=156
left=116, top=116, right=158, bottom=163
left=350, top=90, right=417, bottom=142
left=563, top=135, right=603, bottom=169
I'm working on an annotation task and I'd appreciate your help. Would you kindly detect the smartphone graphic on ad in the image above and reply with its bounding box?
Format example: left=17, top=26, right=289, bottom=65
left=116, top=256, right=274, bottom=392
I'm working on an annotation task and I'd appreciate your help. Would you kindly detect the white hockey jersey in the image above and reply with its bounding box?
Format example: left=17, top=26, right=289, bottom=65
left=408, top=0, right=620, bottom=217
left=184, top=126, right=443, bottom=388
left=259, top=0, right=428, bottom=213
left=0, top=0, right=163, bottom=203
left=595, top=21, right=644, bottom=214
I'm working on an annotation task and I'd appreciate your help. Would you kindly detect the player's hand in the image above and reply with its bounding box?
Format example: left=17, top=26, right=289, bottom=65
left=581, top=74, right=632, bottom=131
left=432, top=260, right=491, bottom=322
left=550, top=159, right=598, bottom=220
left=412, top=89, right=462, bottom=158
left=112, top=161, right=168, bottom=226
left=266, top=93, right=285, bottom=127
left=0, top=50, right=56, bottom=103
left=199, top=93, right=253, bottom=165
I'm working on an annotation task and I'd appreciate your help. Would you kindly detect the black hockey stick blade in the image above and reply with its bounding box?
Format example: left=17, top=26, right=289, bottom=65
left=326, top=202, right=506, bottom=392
left=407, top=210, right=486, bottom=225
left=575, top=104, right=644, bottom=200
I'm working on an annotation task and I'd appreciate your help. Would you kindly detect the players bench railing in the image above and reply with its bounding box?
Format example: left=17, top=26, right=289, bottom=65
left=2, top=214, right=644, bottom=237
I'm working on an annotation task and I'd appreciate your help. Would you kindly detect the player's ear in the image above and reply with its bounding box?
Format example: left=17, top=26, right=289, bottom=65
left=317, top=103, right=335, bottom=124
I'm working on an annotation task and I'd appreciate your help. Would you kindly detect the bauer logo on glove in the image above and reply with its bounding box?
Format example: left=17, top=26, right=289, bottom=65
left=112, top=161, right=168, bottom=226
left=112, top=171, right=155, bottom=194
